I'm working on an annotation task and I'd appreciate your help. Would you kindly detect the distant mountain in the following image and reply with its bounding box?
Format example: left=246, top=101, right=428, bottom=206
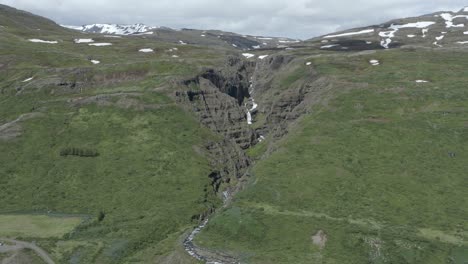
left=62, top=23, right=159, bottom=35
left=305, top=6, right=468, bottom=51
left=61, top=23, right=301, bottom=50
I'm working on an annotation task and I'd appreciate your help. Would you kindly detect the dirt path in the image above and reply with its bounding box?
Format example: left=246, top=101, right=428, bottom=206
left=0, top=238, right=55, bottom=264
left=0, top=113, right=43, bottom=140
left=245, top=202, right=467, bottom=246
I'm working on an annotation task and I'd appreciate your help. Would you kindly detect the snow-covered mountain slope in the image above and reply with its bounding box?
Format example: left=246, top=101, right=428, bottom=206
left=62, top=23, right=301, bottom=50
left=305, top=6, right=468, bottom=51
left=62, top=23, right=159, bottom=35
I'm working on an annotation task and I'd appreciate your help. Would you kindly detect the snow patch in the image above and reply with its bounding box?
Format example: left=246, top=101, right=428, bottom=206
left=415, top=80, right=429, bottom=83
left=422, top=28, right=429, bottom=38
left=433, top=41, right=443, bottom=47
left=321, top=44, right=339, bottom=49
left=407, top=34, right=416, bottom=38
left=172, top=55, right=179, bottom=58
left=380, top=38, right=392, bottom=49
left=90, top=60, right=100, bottom=64
left=179, top=40, right=187, bottom=45
left=74, top=38, right=94, bottom=43
left=440, top=13, right=468, bottom=28
left=89, top=43, right=112, bottom=46
left=200, top=34, right=206, bottom=37
left=369, top=59, right=380, bottom=66
left=242, top=53, right=255, bottom=59
left=139, top=48, right=154, bottom=53
left=252, top=45, right=261, bottom=49
left=379, top=22, right=435, bottom=48
left=457, top=41, right=468, bottom=44
left=306, top=62, right=312, bottom=66
left=22, top=77, right=33, bottom=82
left=324, top=29, right=374, bottom=39
left=258, top=55, right=269, bottom=59
left=28, top=39, right=58, bottom=44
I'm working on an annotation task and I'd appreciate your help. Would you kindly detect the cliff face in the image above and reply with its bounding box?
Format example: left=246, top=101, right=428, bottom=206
left=177, top=56, right=257, bottom=150
left=175, top=56, right=256, bottom=209
left=175, top=54, right=330, bottom=188
left=176, top=53, right=335, bottom=263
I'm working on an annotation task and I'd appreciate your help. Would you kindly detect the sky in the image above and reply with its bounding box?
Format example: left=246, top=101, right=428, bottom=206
left=2, top=0, right=467, bottom=39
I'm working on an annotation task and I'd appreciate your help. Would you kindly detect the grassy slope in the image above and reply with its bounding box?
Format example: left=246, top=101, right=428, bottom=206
left=196, top=49, right=468, bottom=263
left=0, top=7, right=233, bottom=263
left=0, top=215, right=82, bottom=238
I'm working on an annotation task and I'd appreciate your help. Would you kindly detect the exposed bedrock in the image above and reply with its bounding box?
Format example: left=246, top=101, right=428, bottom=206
left=177, top=56, right=257, bottom=150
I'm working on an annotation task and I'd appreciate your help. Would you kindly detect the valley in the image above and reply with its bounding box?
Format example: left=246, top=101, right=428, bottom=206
left=0, top=3, right=467, bottom=264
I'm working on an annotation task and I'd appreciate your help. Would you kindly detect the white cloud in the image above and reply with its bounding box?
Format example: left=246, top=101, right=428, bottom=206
left=1, top=0, right=466, bottom=38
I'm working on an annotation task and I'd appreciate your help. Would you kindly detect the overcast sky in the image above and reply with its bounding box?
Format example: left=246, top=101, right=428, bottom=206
left=2, top=0, right=467, bottom=39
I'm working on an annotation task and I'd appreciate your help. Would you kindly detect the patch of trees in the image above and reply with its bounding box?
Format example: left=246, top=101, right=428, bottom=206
left=98, top=211, right=105, bottom=222
left=60, top=147, right=99, bottom=157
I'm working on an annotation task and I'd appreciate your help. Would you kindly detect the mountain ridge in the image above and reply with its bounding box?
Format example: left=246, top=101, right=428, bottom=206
left=304, top=6, right=468, bottom=50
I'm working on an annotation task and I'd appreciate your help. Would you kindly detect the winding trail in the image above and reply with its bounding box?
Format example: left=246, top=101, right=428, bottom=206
left=0, top=238, right=55, bottom=264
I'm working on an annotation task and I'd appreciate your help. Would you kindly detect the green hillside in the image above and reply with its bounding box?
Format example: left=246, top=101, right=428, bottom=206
left=196, top=49, right=468, bottom=263
left=1, top=3, right=467, bottom=264
left=0, top=4, right=230, bottom=263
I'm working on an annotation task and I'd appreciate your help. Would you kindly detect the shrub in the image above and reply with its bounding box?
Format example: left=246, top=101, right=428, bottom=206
left=98, top=211, right=105, bottom=222
left=60, top=147, right=99, bottom=157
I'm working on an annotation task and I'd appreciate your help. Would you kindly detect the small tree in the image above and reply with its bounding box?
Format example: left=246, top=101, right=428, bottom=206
left=98, top=211, right=105, bottom=222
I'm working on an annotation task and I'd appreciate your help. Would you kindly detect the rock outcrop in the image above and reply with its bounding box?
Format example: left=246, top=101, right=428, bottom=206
left=177, top=56, right=257, bottom=150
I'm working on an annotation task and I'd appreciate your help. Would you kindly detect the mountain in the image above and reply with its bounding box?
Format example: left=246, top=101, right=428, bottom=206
left=0, top=4, right=71, bottom=35
left=1, top=3, right=467, bottom=264
left=62, top=23, right=301, bottom=50
left=303, top=7, right=468, bottom=51
left=62, top=23, right=160, bottom=35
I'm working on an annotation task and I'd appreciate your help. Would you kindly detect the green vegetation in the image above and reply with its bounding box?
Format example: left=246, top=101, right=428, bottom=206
left=0, top=5, right=234, bottom=263
left=0, top=92, right=218, bottom=262
left=2, top=4, right=468, bottom=264
left=60, top=147, right=99, bottom=157
left=0, top=214, right=83, bottom=238
left=196, top=49, right=468, bottom=263
left=0, top=248, right=47, bottom=264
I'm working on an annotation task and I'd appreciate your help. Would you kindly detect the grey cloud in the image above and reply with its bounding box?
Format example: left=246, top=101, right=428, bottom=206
left=1, top=0, right=467, bottom=39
